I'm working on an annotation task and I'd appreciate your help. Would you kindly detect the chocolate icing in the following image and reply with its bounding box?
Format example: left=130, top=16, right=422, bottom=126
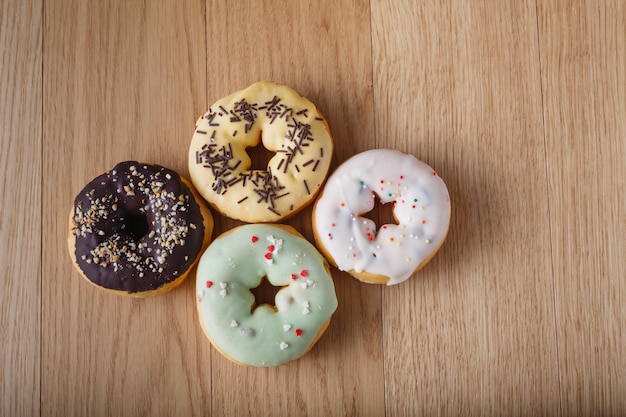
left=71, top=161, right=206, bottom=293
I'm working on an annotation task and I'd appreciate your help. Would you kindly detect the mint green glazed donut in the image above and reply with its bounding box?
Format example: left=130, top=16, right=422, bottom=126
left=196, top=224, right=338, bottom=366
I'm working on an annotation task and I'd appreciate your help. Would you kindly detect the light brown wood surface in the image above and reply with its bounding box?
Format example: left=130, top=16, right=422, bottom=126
left=2, top=0, right=624, bottom=415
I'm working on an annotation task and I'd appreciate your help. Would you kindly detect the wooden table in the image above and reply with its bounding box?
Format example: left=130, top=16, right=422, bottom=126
left=2, top=0, right=625, bottom=415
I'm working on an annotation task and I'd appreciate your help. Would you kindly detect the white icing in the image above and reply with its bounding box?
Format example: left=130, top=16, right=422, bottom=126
left=314, top=149, right=450, bottom=285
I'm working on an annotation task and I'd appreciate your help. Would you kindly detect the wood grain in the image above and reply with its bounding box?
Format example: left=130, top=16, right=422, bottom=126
left=538, top=1, right=626, bottom=415
left=203, top=1, right=384, bottom=416
left=42, top=1, right=208, bottom=416
left=3, top=0, right=625, bottom=415
left=0, top=1, right=42, bottom=417
left=371, top=1, right=560, bottom=415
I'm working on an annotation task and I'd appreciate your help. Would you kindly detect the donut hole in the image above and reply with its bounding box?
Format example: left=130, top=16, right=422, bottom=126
left=374, top=196, right=397, bottom=227
left=361, top=193, right=399, bottom=238
left=125, top=212, right=150, bottom=241
left=250, top=276, right=284, bottom=310
left=247, top=141, right=276, bottom=172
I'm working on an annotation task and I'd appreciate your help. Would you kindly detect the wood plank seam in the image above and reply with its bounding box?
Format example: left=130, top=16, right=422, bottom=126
left=533, top=1, right=564, bottom=416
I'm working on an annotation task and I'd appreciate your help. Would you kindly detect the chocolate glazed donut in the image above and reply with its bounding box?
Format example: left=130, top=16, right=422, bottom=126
left=68, top=161, right=213, bottom=297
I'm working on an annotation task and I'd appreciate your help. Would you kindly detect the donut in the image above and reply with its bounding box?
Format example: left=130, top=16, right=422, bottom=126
left=195, top=224, right=338, bottom=367
left=68, top=161, right=214, bottom=297
left=188, top=81, right=334, bottom=223
left=313, top=149, right=451, bottom=285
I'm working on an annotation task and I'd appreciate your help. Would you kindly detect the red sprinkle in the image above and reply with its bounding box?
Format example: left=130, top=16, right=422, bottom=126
left=432, top=171, right=437, bottom=176
left=400, top=175, right=404, bottom=179
left=267, top=245, right=275, bottom=252
left=422, top=220, right=426, bottom=224
left=251, top=236, right=259, bottom=243
left=290, top=274, right=296, bottom=281
left=295, top=329, right=303, bottom=337
left=206, top=281, right=213, bottom=288
left=300, top=269, right=308, bottom=277
left=264, top=253, right=272, bottom=260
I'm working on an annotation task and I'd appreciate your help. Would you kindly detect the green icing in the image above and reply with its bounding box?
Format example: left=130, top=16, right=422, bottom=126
left=196, top=224, right=338, bottom=366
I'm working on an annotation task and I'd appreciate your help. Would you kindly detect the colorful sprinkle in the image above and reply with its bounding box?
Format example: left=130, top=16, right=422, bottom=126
left=251, top=236, right=259, bottom=243
left=206, top=281, right=213, bottom=288
left=300, top=269, right=308, bottom=277
left=267, top=245, right=275, bottom=252
left=295, top=329, right=303, bottom=337
left=264, top=253, right=272, bottom=260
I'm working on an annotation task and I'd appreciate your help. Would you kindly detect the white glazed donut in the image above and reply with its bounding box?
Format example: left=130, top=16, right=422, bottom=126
left=313, top=149, right=451, bottom=285
left=188, top=81, right=334, bottom=223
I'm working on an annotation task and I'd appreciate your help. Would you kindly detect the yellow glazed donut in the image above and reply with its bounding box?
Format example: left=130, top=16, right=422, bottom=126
left=196, top=224, right=338, bottom=367
left=313, top=149, right=451, bottom=285
left=68, top=161, right=213, bottom=297
left=188, top=81, right=334, bottom=223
